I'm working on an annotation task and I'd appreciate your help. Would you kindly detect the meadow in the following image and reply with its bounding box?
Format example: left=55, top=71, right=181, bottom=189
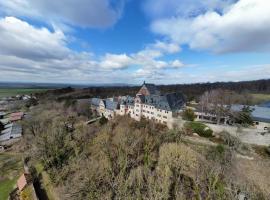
left=0, top=88, right=48, bottom=98
left=0, top=153, right=23, bottom=200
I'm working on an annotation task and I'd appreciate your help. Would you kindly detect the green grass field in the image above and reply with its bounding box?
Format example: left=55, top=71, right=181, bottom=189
left=0, top=88, right=48, bottom=98
left=0, top=153, right=23, bottom=200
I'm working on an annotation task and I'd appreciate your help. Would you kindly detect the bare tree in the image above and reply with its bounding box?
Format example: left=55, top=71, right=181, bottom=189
left=200, top=89, right=236, bottom=124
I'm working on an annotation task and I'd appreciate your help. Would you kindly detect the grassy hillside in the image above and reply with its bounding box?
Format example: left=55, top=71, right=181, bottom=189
left=0, top=153, right=23, bottom=200
left=0, top=88, right=48, bottom=98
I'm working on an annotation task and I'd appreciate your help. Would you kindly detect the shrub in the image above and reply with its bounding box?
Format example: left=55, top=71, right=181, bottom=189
left=158, top=143, right=198, bottom=174
left=182, top=108, right=196, bottom=121
left=99, top=115, right=108, bottom=125
left=219, top=131, right=241, bottom=149
left=206, top=144, right=228, bottom=164
left=233, top=106, right=254, bottom=126
left=184, top=122, right=213, bottom=137
left=216, top=144, right=225, bottom=154
left=265, top=146, right=270, bottom=156
left=0, top=121, right=4, bottom=132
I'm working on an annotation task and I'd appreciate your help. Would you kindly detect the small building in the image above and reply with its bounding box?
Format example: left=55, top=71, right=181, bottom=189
left=10, top=172, right=38, bottom=200
left=10, top=112, right=24, bottom=122
left=0, top=111, right=6, bottom=119
left=0, top=123, right=22, bottom=143
left=22, top=95, right=31, bottom=100
left=0, top=118, right=9, bottom=125
left=17, top=173, right=32, bottom=192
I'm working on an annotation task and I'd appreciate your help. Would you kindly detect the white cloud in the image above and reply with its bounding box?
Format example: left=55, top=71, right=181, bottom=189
left=0, top=0, right=125, bottom=28
left=170, top=60, right=184, bottom=68
left=143, top=0, right=236, bottom=19
left=149, top=41, right=181, bottom=54
left=133, top=68, right=165, bottom=80
left=134, top=64, right=270, bottom=84
left=100, top=53, right=133, bottom=69
left=0, top=17, right=69, bottom=60
left=0, top=17, right=100, bottom=82
left=150, top=0, right=270, bottom=53
left=0, top=17, right=186, bottom=83
left=98, top=40, right=184, bottom=71
left=131, top=40, right=183, bottom=70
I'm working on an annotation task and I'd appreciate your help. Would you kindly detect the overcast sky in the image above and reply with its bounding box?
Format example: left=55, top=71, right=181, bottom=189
left=0, top=0, right=270, bottom=84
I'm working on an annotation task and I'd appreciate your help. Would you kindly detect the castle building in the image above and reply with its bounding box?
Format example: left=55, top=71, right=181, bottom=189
left=90, top=82, right=186, bottom=127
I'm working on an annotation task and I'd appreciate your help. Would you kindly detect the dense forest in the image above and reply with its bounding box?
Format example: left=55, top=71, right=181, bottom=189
left=39, top=79, right=270, bottom=101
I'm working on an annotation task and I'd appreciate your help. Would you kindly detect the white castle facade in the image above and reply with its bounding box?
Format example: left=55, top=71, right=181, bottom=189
left=90, top=82, right=186, bottom=127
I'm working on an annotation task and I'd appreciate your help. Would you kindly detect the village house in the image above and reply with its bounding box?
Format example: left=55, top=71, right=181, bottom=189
left=9, top=166, right=38, bottom=200
left=90, top=82, right=186, bottom=127
left=0, top=123, right=22, bottom=144
left=0, top=111, right=6, bottom=119
left=195, top=104, right=270, bottom=131
left=10, top=111, right=24, bottom=122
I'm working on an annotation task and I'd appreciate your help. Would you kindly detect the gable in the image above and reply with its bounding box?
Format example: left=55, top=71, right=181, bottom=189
left=137, top=83, right=160, bottom=96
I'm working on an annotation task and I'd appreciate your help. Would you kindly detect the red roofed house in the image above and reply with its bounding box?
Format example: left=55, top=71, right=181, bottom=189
left=17, top=173, right=31, bottom=191
left=10, top=112, right=24, bottom=122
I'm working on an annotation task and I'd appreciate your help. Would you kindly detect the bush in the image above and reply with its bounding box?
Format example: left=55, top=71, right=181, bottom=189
left=99, top=115, right=108, bottom=125
left=265, top=146, right=270, bottom=156
left=182, top=108, right=196, bottom=121
left=184, top=122, right=213, bottom=137
left=206, top=144, right=226, bottom=162
left=219, top=131, right=241, bottom=149
left=233, top=106, right=254, bottom=126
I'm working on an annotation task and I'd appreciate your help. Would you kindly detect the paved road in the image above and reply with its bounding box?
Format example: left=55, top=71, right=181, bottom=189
left=207, top=123, right=270, bottom=146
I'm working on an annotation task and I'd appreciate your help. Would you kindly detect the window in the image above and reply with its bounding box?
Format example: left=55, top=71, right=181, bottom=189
left=163, top=116, right=167, bottom=119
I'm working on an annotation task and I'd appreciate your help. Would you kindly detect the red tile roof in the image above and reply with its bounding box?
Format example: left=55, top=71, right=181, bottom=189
left=17, top=173, right=31, bottom=191
left=10, top=115, right=22, bottom=122
left=10, top=112, right=24, bottom=117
